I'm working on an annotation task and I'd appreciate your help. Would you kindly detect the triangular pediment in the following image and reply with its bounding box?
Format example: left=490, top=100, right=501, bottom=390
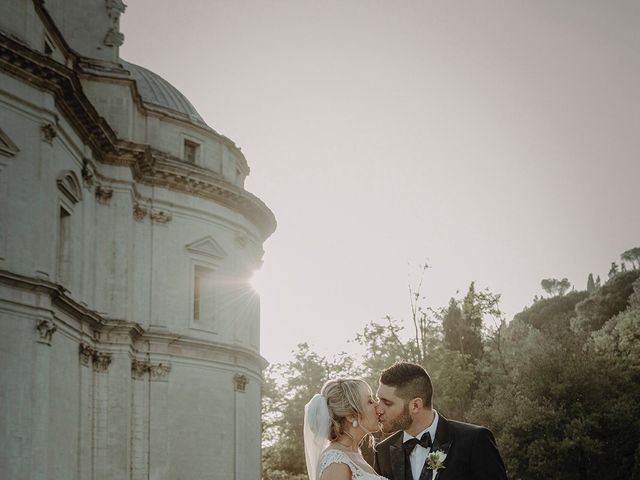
left=0, top=127, right=19, bottom=157
left=185, top=236, right=227, bottom=260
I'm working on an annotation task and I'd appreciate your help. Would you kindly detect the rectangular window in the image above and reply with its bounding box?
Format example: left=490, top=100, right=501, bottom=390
left=57, top=207, right=71, bottom=285
left=193, top=265, right=214, bottom=322
left=184, top=140, right=199, bottom=163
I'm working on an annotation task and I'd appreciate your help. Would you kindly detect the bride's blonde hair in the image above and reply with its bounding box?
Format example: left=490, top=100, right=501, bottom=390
left=320, top=378, right=373, bottom=446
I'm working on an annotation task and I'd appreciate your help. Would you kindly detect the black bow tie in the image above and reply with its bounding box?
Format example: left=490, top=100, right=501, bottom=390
left=403, top=432, right=433, bottom=454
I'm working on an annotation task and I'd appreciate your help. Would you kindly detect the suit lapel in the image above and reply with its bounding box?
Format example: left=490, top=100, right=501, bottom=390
left=389, top=433, right=406, bottom=480
left=419, top=413, right=453, bottom=480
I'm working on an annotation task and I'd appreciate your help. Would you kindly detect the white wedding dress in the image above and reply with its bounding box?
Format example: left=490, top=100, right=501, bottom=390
left=317, top=449, right=389, bottom=480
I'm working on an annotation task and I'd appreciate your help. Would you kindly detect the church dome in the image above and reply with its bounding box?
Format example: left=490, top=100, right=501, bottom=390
left=121, top=60, right=208, bottom=127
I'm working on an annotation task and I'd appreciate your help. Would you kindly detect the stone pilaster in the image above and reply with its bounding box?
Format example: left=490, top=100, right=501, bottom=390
left=92, top=351, right=112, bottom=479
left=31, top=318, right=54, bottom=480
left=130, top=359, right=149, bottom=480
left=78, top=343, right=95, bottom=479
left=105, top=353, right=132, bottom=480
left=149, top=362, right=171, bottom=480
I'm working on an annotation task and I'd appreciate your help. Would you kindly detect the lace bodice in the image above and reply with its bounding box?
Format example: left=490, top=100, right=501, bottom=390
left=318, top=449, right=388, bottom=480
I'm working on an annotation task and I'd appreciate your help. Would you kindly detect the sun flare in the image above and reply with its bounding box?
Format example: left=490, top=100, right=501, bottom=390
left=248, top=269, right=264, bottom=294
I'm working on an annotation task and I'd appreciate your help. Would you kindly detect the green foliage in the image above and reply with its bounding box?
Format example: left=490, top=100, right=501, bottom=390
left=609, top=262, right=619, bottom=278
left=574, top=270, right=640, bottom=331
left=592, top=278, right=640, bottom=368
left=354, top=316, right=418, bottom=387
left=513, top=291, right=588, bottom=332
left=263, top=251, right=640, bottom=479
left=442, top=283, right=500, bottom=361
left=471, top=309, right=640, bottom=479
left=541, top=277, right=571, bottom=297
left=621, top=246, right=640, bottom=270
left=586, top=273, right=596, bottom=293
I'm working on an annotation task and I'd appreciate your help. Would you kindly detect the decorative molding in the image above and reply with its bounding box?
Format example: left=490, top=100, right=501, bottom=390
left=0, top=127, right=19, bottom=157
left=233, top=373, right=249, bottom=392
left=57, top=170, right=83, bottom=204
left=0, top=31, right=119, bottom=160
left=126, top=147, right=276, bottom=239
left=103, top=28, right=124, bottom=47
left=0, top=28, right=276, bottom=239
left=79, top=343, right=95, bottom=366
left=149, top=362, right=171, bottom=382
left=92, top=351, right=112, bottom=372
left=131, top=359, right=149, bottom=380
left=105, top=0, right=127, bottom=20
left=186, top=236, right=227, bottom=260
left=150, top=210, right=171, bottom=224
left=36, top=319, right=56, bottom=345
left=133, top=203, right=147, bottom=221
left=41, top=123, right=57, bottom=144
left=81, top=159, right=95, bottom=188
left=95, top=185, right=113, bottom=204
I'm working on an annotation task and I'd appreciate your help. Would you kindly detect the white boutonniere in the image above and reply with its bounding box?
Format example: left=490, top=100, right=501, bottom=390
left=426, top=449, right=447, bottom=478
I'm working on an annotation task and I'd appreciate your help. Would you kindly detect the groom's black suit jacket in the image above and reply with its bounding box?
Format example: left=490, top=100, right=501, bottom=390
left=373, top=414, right=507, bottom=480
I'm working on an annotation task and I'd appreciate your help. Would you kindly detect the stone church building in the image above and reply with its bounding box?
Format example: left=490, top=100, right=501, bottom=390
left=0, top=1, right=276, bottom=478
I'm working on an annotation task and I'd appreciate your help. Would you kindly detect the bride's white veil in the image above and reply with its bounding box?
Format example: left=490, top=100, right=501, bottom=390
left=303, top=393, right=331, bottom=480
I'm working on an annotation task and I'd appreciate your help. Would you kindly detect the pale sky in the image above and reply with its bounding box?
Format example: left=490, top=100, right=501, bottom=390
left=120, top=0, right=640, bottom=365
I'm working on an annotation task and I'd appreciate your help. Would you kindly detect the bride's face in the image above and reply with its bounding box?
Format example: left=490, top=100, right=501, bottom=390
left=358, top=384, right=381, bottom=433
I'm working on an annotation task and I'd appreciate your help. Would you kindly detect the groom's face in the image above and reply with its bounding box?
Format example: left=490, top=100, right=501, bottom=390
left=376, top=383, right=412, bottom=434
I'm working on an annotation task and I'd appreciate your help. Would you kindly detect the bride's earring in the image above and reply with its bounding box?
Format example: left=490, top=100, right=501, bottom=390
left=352, top=419, right=358, bottom=428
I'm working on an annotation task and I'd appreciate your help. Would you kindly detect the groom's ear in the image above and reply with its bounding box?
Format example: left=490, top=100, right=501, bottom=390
left=408, top=397, right=424, bottom=412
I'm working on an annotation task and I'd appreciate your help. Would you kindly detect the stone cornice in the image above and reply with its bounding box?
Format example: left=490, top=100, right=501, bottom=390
left=141, top=330, right=268, bottom=371
left=119, top=144, right=275, bottom=238
left=0, top=269, right=268, bottom=371
left=0, top=30, right=276, bottom=240
left=0, top=32, right=118, bottom=161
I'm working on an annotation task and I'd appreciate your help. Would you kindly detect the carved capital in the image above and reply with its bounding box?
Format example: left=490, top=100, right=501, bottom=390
left=105, top=0, right=127, bottom=20
left=233, top=373, right=249, bottom=392
left=95, top=185, right=113, bottom=204
left=92, top=351, right=112, bottom=372
left=36, top=319, right=56, bottom=345
left=41, top=124, right=57, bottom=144
left=150, top=210, right=171, bottom=224
left=81, top=159, right=95, bottom=188
left=131, top=359, right=149, bottom=380
left=79, top=343, right=96, bottom=366
left=149, top=362, right=171, bottom=382
left=104, top=28, right=125, bottom=47
left=133, top=204, right=147, bottom=221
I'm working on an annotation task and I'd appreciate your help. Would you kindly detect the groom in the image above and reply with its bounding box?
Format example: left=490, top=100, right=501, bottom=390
left=373, top=362, right=507, bottom=480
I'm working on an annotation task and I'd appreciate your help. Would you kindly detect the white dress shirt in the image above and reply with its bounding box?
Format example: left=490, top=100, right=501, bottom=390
left=403, top=410, right=439, bottom=480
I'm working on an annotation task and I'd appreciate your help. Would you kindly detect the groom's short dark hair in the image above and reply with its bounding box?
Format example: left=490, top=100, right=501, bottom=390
left=379, top=362, right=433, bottom=408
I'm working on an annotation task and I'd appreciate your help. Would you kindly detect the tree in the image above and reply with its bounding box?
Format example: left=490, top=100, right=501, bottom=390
left=459, top=282, right=485, bottom=360
left=574, top=270, right=640, bottom=331
left=609, top=262, right=619, bottom=278
left=471, top=291, right=640, bottom=480
left=540, top=277, right=571, bottom=297
left=442, top=298, right=464, bottom=352
left=621, top=247, right=640, bottom=270
left=514, top=291, right=588, bottom=332
left=355, top=316, right=416, bottom=387
left=587, top=273, right=596, bottom=293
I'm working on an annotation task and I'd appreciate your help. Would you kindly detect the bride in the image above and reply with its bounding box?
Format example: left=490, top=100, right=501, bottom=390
left=304, top=378, right=388, bottom=480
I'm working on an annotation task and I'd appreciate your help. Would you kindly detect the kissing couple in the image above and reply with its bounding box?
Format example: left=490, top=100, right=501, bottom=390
left=303, top=362, right=507, bottom=480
